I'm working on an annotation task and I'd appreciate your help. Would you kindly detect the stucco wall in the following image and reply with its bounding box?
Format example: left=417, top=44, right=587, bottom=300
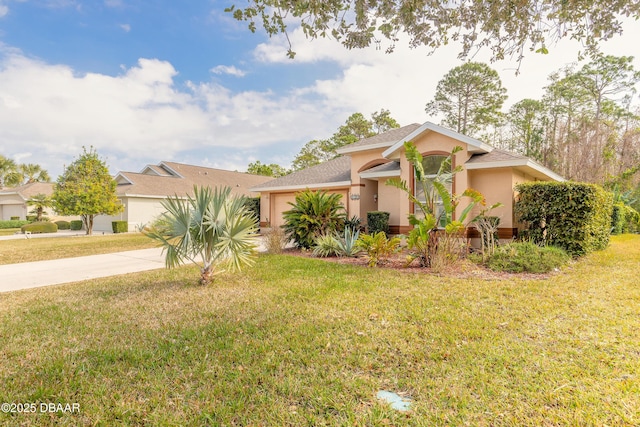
left=264, top=188, right=350, bottom=228
left=467, top=169, right=513, bottom=228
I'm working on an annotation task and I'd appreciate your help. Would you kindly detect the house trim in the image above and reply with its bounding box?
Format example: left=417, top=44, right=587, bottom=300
left=252, top=181, right=351, bottom=192
left=383, top=121, right=494, bottom=159
left=465, top=159, right=565, bottom=182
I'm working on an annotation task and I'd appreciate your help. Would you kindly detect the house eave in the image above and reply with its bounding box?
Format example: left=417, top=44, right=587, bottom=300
left=382, top=121, right=494, bottom=159
left=336, top=141, right=394, bottom=154
left=359, top=170, right=401, bottom=179
left=252, top=181, right=351, bottom=192
left=465, top=159, right=565, bottom=182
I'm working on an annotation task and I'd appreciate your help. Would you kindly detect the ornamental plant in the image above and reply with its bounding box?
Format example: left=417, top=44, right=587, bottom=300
left=387, top=142, right=501, bottom=267
left=144, top=185, right=259, bottom=285
left=282, top=190, right=346, bottom=249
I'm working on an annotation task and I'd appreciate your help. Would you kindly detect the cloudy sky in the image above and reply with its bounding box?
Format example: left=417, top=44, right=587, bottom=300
left=1, top=1, right=639, bottom=179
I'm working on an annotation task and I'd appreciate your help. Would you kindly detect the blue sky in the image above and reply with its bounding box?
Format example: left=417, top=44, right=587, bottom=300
left=1, top=0, right=639, bottom=180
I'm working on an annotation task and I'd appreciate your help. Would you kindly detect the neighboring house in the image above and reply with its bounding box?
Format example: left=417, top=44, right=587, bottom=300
left=93, top=161, right=272, bottom=232
left=252, top=121, right=564, bottom=240
left=0, top=182, right=56, bottom=220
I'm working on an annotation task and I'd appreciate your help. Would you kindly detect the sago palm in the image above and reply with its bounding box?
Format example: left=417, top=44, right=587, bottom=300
left=144, top=185, right=259, bottom=285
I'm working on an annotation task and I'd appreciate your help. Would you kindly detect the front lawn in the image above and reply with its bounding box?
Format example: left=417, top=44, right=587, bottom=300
left=0, top=235, right=638, bottom=425
left=0, top=233, right=156, bottom=265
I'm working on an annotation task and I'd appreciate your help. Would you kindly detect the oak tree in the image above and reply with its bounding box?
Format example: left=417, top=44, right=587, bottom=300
left=53, top=147, right=123, bottom=235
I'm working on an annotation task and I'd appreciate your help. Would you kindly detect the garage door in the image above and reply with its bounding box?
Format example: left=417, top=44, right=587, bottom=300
left=271, top=193, right=297, bottom=227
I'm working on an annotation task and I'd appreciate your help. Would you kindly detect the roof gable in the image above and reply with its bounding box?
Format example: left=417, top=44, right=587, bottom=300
left=335, top=124, right=422, bottom=154
left=116, top=161, right=271, bottom=198
left=382, top=121, right=494, bottom=159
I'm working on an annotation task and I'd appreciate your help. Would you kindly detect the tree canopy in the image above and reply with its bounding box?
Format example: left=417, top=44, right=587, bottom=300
left=247, top=161, right=289, bottom=177
left=291, top=110, right=400, bottom=170
left=226, top=0, right=639, bottom=62
left=425, top=62, right=507, bottom=137
left=53, top=147, right=123, bottom=235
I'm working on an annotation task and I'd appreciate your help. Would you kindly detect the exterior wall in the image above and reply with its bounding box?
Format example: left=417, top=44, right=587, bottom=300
left=467, top=169, right=513, bottom=228
left=377, top=182, right=405, bottom=233
left=263, top=188, right=350, bottom=228
left=93, top=197, right=167, bottom=232
left=0, top=203, right=26, bottom=220
left=358, top=179, right=378, bottom=224
left=397, top=131, right=473, bottom=229
left=348, top=149, right=392, bottom=226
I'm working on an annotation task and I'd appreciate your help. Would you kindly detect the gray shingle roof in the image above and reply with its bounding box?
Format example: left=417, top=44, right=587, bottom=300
left=338, top=123, right=422, bottom=152
left=362, top=161, right=400, bottom=174
left=466, top=149, right=528, bottom=164
left=252, top=156, right=351, bottom=190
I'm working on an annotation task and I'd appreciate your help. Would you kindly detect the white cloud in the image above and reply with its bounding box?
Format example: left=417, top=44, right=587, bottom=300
left=0, top=49, right=338, bottom=177
left=254, top=22, right=640, bottom=124
left=0, top=4, right=8, bottom=17
left=119, top=23, right=131, bottom=32
left=210, top=65, right=246, bottom=77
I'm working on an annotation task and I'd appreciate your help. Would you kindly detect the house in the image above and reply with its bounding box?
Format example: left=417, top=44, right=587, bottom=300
left=252, top=121, right=564, bottom=239
left=0, top=182, right=57, bottom=220
left=93, top=161, right=272, bottom=232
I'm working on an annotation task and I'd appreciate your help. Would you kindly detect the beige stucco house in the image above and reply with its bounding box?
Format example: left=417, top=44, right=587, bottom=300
left=253, top=121, right=564, bottom=239
left=93, top=161, right=271, bottom=232
left=0, top=182, right=57, bottom=220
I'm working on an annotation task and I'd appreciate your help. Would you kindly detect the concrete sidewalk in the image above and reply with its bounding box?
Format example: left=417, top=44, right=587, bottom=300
left=0, top=248, right=166, bottom=293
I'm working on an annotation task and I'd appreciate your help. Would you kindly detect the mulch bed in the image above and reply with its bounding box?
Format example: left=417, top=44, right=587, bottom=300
left=281, top=247, right=554, bottom=281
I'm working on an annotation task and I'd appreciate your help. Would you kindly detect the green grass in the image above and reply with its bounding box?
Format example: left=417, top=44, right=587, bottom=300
left=0, top=235, right=638, bottom=425
left=0, top=233, right=156, bottom=265
left=0, top=228, right=20, bottom=236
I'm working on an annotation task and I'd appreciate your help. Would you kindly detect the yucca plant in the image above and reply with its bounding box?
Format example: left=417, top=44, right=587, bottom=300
left=312, top=233, right=341, bottom=257
left=144, top=185, right=259, bottom=285
left=282, top=190, right=346, bottom=249
left=336, top=226, right=362, bottom=257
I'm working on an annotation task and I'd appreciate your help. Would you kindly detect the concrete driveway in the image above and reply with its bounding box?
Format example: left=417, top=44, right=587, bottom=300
left=0, top=248, right=167, bottom=293
left=0, top=232, right=268, bottom=293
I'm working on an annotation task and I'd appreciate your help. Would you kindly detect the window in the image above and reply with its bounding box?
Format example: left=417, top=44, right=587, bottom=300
left=414, top=154, right=451, bottom=226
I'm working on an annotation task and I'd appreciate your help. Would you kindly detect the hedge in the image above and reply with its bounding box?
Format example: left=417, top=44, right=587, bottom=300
left=0, top=220, right=29, bottom=229
left=112, top=221, right=128, bottom=233
left=515, top=181, right=613, bottom=256
left=55, top=220, right=71, bottom=230
left=21, top=222, right=58, bottom=234
left=367, top=211, right=390, bottom=235
left=70, top=220, right=83, bottom=231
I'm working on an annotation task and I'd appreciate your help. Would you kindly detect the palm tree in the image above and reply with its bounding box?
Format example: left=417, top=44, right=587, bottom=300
left=144, top=185, right=259, bottom=285
left=27, top=193, right=53, bottom=221
left=0, top=155, right=20, bottom=187
left=20, top=163, right=51, bottom=184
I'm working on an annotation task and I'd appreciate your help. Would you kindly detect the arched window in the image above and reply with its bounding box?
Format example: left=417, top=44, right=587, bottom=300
left=414, top=154, right=452, bottom=226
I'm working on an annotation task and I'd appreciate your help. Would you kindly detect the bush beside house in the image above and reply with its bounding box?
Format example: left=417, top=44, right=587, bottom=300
left=515, top=182, right=613, bottom=256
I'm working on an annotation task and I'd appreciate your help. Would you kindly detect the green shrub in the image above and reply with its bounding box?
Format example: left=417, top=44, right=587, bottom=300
left=112, top=221, right=128, bottom=233
left=243, top=196, right=260, bottom=221
left=356, top=231, right=401, bottom=267
left=611, top=202, right=639, bottom=234
left=70, top=220, right=83, bottom=231
left=26, top=215, right=37, bottom=222
left=0, top=220, right=29, bottom=229
left=486, top=242, right=570, bottom=273
left=10, top=216, right=19, bottom=221
left=55, top=220, right=71, bottom=230
left=312, top=233, right=341, bottom=257
left=367, top=211, right=390, bottom=235
left=21, top=222, right=58, bottom=234
left=282, top=190, right=346, bottom=249
left=515, top=182, right=613, bottom=256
